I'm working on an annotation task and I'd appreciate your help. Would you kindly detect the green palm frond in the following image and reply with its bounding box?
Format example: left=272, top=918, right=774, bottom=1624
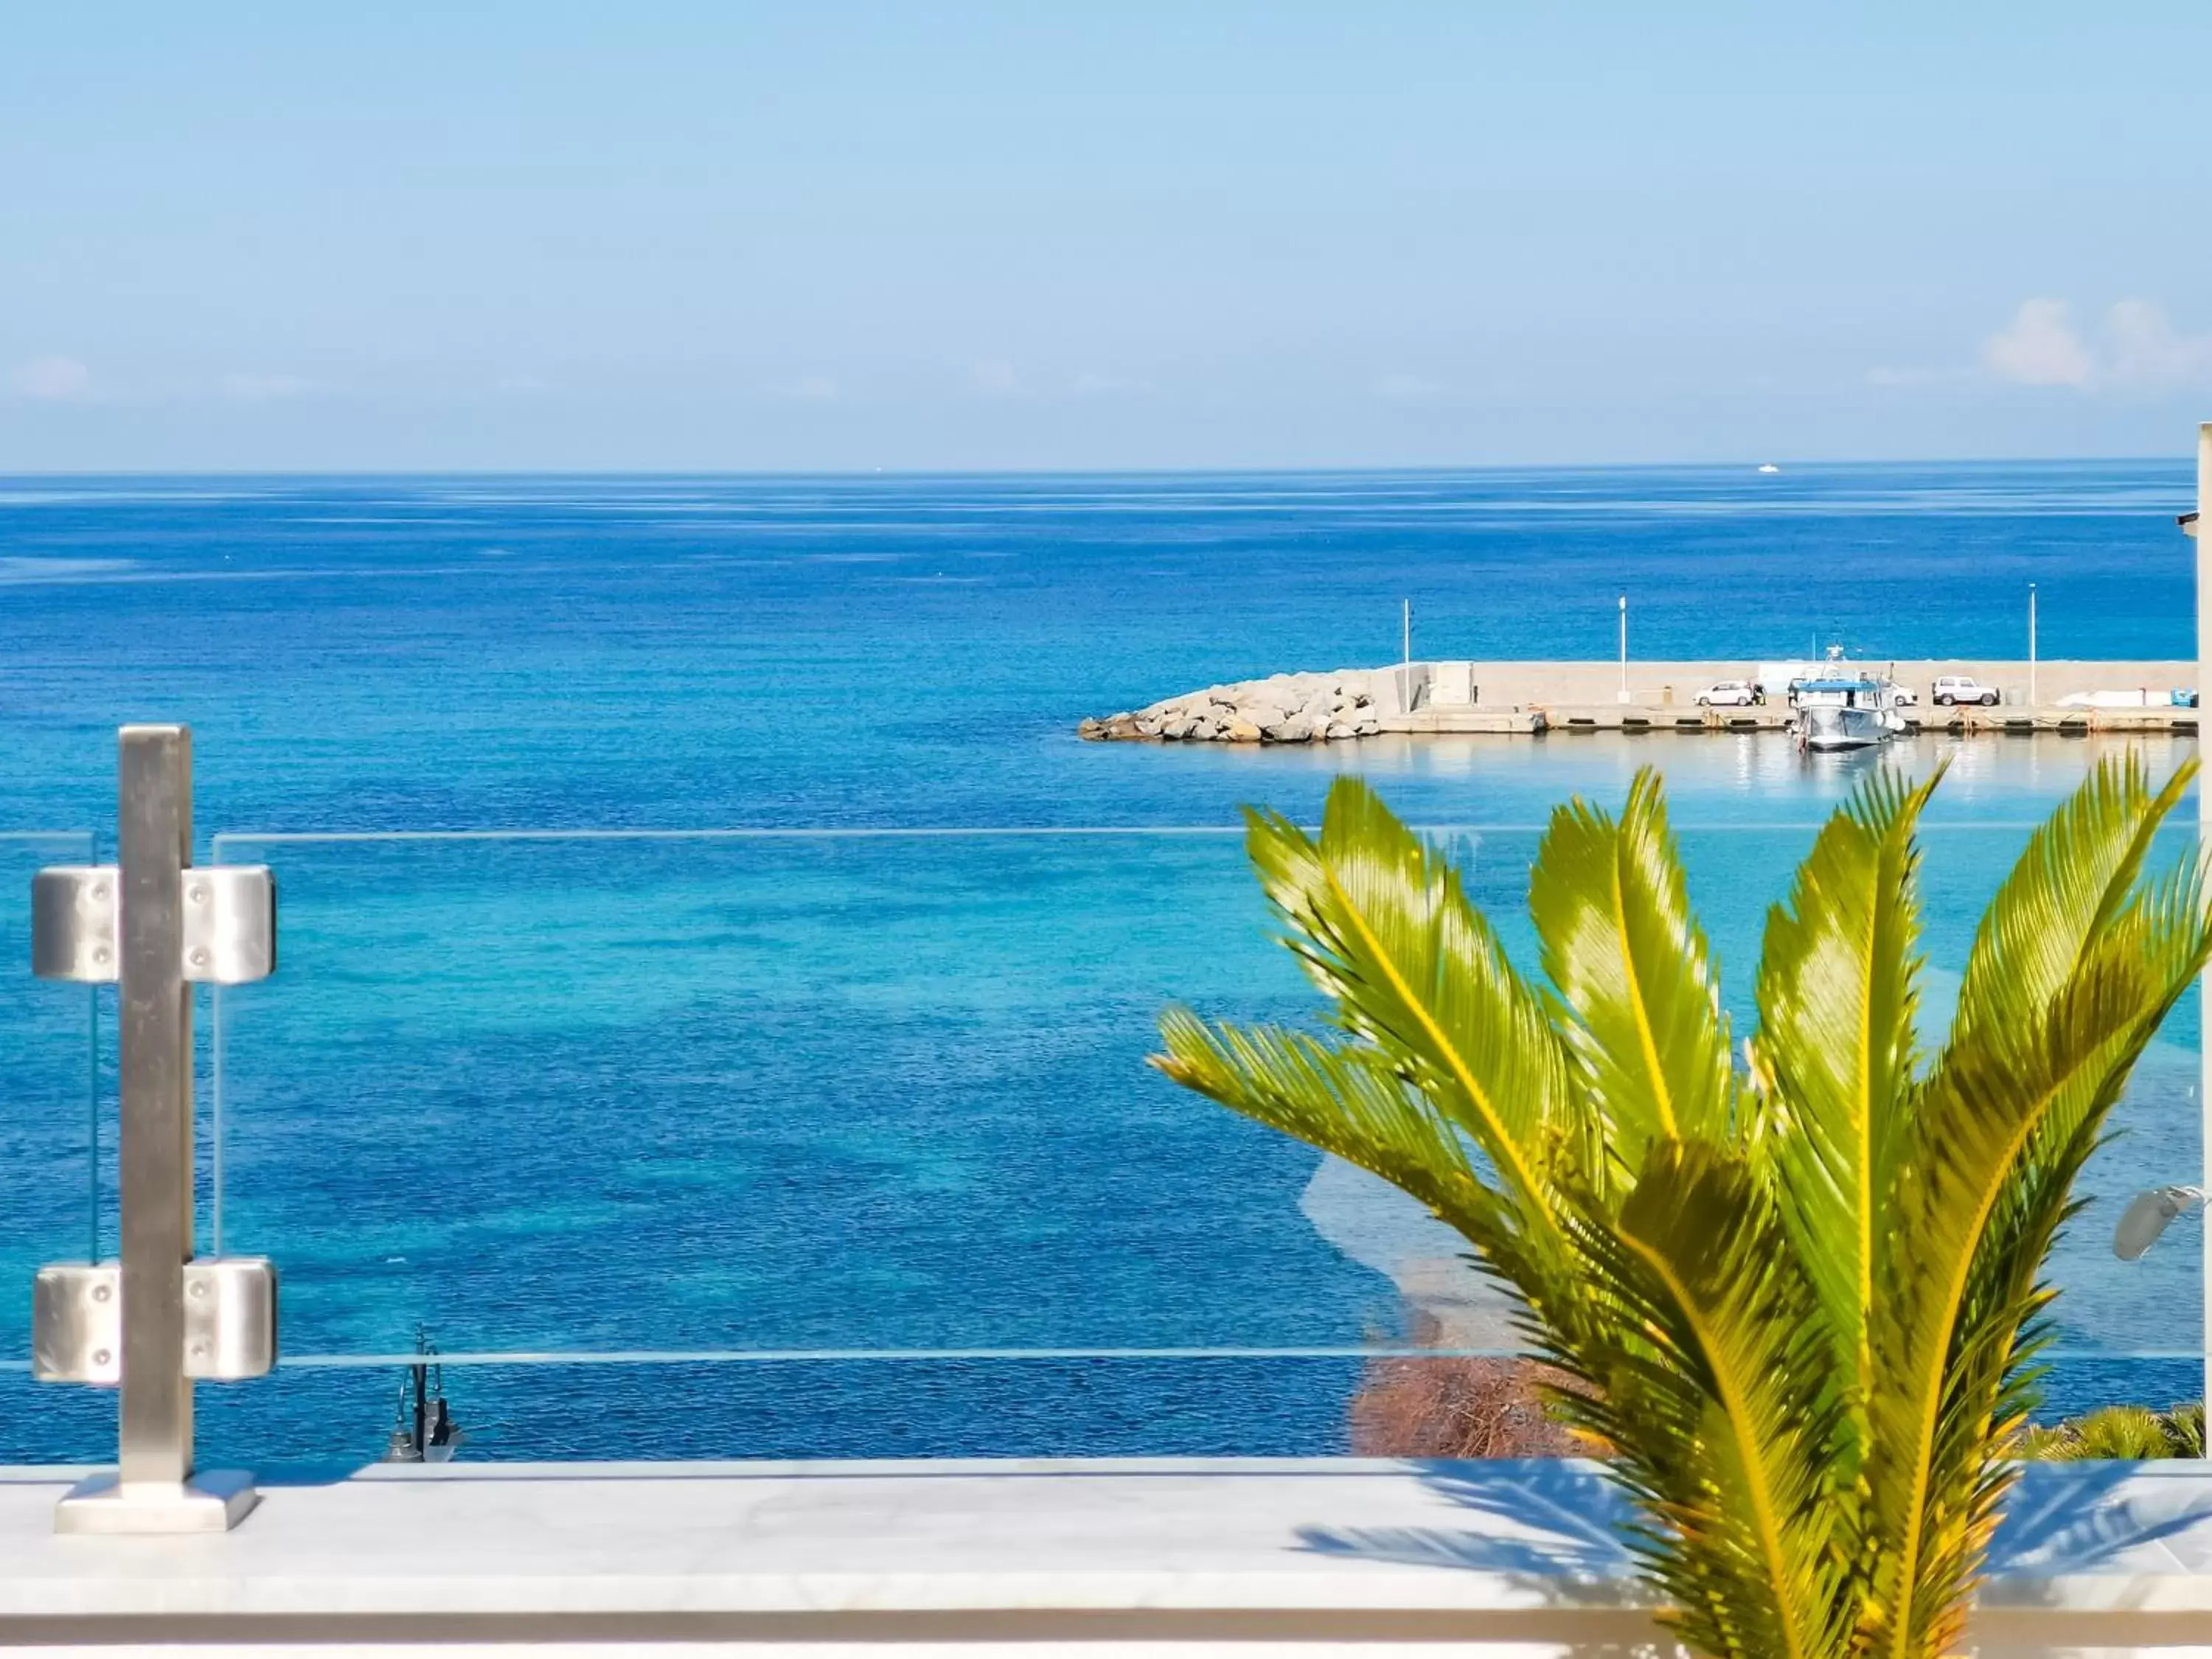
left=1751, top=768, right=1940, bottom=1421
left=1152, top=755, right=2207, bottom=1659
left=2064, top=1405, right=2177, bottom=1461
left=1558, top=1142, right=1851, bottom=1659
left=2167, top=1402, right=2206, bottom=1457
left=1529, top=768, right=1733, bottom=1169
left=1151, top=1009, right=1527, bottom=1257
left=2010, top=1402, right=2203, bottom=1460
left=1947, top=754, right=2193, bottom=1048
left=2007, top=1422, right=2078, bottom=1459
left=1867, top=762, right=2208, bottom=1659
left=1239, top=784, right=1576, bottom=1219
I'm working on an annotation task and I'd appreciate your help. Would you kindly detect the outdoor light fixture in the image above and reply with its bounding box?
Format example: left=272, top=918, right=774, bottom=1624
left=2112, top=1184, right=2207, bottom=1261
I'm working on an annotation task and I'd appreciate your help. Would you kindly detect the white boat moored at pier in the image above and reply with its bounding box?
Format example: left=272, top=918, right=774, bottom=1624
left=1792, top=676, right=1907, bottom=752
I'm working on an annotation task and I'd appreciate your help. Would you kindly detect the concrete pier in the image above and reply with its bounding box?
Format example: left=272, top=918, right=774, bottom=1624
left=1081, top=659, right=2197, bottom=743
left=1380, top=659, right=2197, bottom=738
left=1408, top=702, right=2202, bottom=737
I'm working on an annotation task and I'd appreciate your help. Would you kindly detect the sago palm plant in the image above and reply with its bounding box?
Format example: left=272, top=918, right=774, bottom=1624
left=1155, top=755, right=2208, bottom=1659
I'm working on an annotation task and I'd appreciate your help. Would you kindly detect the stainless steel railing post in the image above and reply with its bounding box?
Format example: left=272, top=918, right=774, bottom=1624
left=30, top=725, right=277, bottom=1534
left=114, top=726, right=198, bottom=1495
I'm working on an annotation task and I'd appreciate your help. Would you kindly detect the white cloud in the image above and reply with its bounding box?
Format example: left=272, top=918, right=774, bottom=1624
left=1972, top=296, right=2212, bottom=392
left=10, top=355, right=94, bottom=400
left=785, top=373, right=841, bottom=403
left=2104, top=299, right=2212, bottom=387
left=967, top=359, right=1020, bottom=397
left=220, top=372, right=308, bottom=402
left=1982, top=299, right=2094, bottom=387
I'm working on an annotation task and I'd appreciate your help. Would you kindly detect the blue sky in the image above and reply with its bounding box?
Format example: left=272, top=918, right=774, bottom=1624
left=3, top=2, right=2208, bottom=470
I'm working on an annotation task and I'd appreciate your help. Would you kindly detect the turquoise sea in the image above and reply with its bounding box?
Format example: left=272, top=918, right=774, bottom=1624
left=0, top=462, right=2202, bottom=1464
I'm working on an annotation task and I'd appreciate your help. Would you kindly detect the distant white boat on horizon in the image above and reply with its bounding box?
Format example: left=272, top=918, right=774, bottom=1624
left=1757, top=463, right=1781, bottom=474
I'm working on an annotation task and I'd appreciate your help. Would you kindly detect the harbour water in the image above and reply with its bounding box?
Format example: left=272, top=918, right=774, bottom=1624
left=0, top=462, right=2202, bottom=1464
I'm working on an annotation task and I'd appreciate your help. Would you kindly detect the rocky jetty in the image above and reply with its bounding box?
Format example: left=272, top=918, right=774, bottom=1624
left=1079, top=669, right=1386, bottom=744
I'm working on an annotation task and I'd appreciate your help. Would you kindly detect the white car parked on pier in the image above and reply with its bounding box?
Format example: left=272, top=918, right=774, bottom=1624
left=1930, top=675, right=2000, bottom=706
left=1695, top=679, right=1764, bottom=707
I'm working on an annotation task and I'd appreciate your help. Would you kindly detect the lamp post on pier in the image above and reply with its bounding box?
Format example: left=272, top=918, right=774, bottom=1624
left=1617, top=594, right=1629, bottom=703
left=2028, top=583, right=2038, bottom=706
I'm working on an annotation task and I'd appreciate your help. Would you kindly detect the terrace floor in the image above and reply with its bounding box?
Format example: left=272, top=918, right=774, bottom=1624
left=4, top=1456, right=2212, bottom=1653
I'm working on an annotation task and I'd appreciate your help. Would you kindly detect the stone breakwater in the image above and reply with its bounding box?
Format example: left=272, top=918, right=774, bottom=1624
left=1079, top=669, right=1393, bottom=744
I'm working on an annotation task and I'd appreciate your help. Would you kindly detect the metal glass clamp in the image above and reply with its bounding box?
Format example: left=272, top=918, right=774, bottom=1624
left=26, top=726, right=279, bottom=1534
left=32, top=863, right=274, bottom=984
left=34, top=1259, right=279, bottom=1385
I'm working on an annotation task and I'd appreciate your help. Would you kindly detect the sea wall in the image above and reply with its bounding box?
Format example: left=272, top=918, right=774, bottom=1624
left=1079, top=659, right=2197, bottom=742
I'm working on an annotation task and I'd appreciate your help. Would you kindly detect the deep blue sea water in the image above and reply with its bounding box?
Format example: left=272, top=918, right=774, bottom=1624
left=0, top=462, right=2203, bottom=1466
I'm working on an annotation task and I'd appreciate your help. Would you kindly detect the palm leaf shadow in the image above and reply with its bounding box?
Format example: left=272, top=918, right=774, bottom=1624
left=1295, top=1458, right=2212, bottom=1609
left=1984, top=1462, right=2212, bottom=1581
left=1295, top=1458, right=1641, bottom=1589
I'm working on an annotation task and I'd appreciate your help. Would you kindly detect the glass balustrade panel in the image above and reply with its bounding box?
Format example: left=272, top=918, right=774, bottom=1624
left=190, top=820, right=2202, bottom=1464
left=0, top=832, right=104, bottom=1461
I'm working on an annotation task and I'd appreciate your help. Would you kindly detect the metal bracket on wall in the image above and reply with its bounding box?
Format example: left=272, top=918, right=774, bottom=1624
left=27, top=726, right=280, bottom=1534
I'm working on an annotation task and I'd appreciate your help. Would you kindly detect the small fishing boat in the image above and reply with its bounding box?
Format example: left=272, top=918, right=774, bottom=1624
left=1793, top=676, right=1905, bottom=753
left=380, top=1326, right=466, bottom=1464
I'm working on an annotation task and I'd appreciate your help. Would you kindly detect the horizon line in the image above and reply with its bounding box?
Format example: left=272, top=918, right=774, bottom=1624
left=0, top=454, right=2200, bottom=484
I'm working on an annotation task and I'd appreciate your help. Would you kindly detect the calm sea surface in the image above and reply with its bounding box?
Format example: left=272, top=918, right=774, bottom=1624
left=0, top=462, right=2202, bottom=1464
